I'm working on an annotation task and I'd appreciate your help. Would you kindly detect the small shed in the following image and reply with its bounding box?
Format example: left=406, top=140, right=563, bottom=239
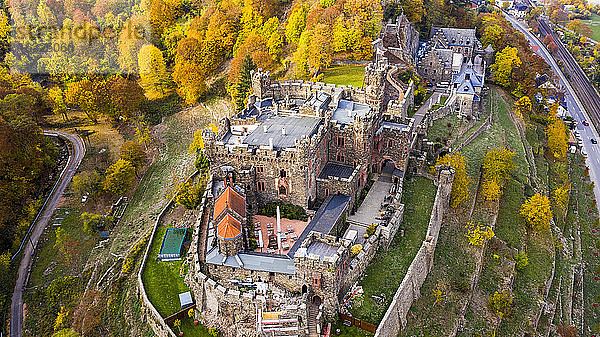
left=179, top=291, right=194, bottom=310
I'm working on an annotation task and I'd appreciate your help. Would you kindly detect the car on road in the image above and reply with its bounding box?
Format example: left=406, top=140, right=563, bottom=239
left=592, top=138, right=598, bottom=144
left=81, top=194, right=88, bottom=203
left=583, top=121, right=590, bottom=126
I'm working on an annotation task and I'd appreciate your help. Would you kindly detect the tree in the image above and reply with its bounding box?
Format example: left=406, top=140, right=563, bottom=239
left=513, top=96, right=532, bottom=121
left=118, top=16, right=148, bottom=74
left=482, top=147, right=515, bottom=188
left=482, top=24, right=504, bottom=52
left=48, top=87, right=69, bottom=121
left=176, top=177, right=207, bottom=209
left=138, top=44, right=174, bottom=100
left=65, top=78, right=113, bottom=123
left=108, top=76, right=145, bottom=121
left=104, top=159, right=136, bottom=195
left=514, top=251, right=529, bottom=270
left=285, top=4, right=309, bottom=44
left=491, top=46, right=521, bottom=87
left=231, top=55, right=257, bottom=111
left=120, top=141, right=146, bottom=170
left=567, top=19, right=592, bottom=37
left=350, top=244, right=362, bottom=257
left=482, top=179, right=502, bottom=201
left=547, top=115, right=568, bottom=158
left=435, top=152, right=471, bottom=208
left=173, top=318, right=182, bottom=336
left=136, top=122, right=151, bottom=149
left=520, top=193, right=553, bottom=232
left=553, top=183, right=571, bottom=218
left=173, top=37, right=208, bottom=104
left=195, top=150, right=209, bottom=173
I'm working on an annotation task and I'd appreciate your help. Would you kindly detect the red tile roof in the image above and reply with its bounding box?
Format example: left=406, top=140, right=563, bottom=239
left=214, top=186, right=246, bottom=220
left=216, top=214, right=242, bottom=239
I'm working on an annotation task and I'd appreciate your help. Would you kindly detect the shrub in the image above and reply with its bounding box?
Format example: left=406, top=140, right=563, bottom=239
left=209, top=328, right=219, bottom=337
left=489, top=290, right=513, bottom=318
left=350, top=244, right=362, bottom=257
left=121, top=235, right=149, bottom=274
left=514, top=251, right=529, bottom=270
left=366, top=223, right=377, bottom=236
left=259, top=202, right=307, bottom=221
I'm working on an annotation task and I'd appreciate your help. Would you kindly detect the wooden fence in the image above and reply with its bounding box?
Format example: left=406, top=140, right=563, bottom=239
left=338, top=313, right=376, bottom=333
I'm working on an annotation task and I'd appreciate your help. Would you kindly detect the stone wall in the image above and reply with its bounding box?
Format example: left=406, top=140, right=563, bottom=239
left=374, top=167, right=454, bottom=337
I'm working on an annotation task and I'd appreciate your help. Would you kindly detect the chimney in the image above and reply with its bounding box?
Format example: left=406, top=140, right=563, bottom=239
left=347, top=110, right=352, bottom=118
left=282, top=127, right=286, bottom=135
left=268, top=137, right=273, bottom=148
left=263, top=125, right=268, bottom=133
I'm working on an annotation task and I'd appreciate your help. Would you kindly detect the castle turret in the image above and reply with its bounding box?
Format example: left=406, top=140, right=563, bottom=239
left=251, top=69, right=271, bottom=100
left=364, top=60, right=387, bottom=107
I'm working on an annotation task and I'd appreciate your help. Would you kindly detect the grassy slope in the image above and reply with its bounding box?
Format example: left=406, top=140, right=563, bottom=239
left=349, top=175, right=436, bottom=324
left=321, top=65, right=365, bottom=87
left=581, top=13, right=600, bottom=41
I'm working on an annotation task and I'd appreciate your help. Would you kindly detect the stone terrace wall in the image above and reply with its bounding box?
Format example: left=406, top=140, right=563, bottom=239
left=374, top=167, right=454, bottom=337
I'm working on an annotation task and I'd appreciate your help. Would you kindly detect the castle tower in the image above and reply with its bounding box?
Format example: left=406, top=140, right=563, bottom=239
left=251, top=69, right=271, bottom=100
left=364, top=61, right=387, bottom=107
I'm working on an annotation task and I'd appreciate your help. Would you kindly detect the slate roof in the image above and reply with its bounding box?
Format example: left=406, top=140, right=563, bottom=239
left=287, top=194, right=350, bottom=257
left=242, top=114, right=322, bottom=149
left=433, top=48, right=454, bottom=68
left=331, top=99, right=371, bottom=125
left=306, top=92, right=332, bottom=112
left=318, top=162, right=355, bottom=180
left=432, top=27, right=480, bottom=48
left=452, top=62, right=484, bottom=95
left=205, top=248, right=296, bottom=274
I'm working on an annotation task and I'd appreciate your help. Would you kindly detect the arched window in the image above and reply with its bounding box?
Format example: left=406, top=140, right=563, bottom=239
left=336, top=151, right=345, bottom=163
left=279, top=185, right=287, bottom=196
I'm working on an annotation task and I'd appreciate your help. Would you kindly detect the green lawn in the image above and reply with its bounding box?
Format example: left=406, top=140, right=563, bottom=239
left=142, top=224, right=192, bottom=317
left=581, top=13, right=600, bottom=41
left=321, top=65, right=365, bottom=87
left=349, top=175, right=436, bottom=324
left=331, top=320, right=374, bottom=337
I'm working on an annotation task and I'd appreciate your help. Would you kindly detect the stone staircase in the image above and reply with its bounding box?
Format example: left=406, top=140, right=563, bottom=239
left=307, top=305, right=319, bottom=337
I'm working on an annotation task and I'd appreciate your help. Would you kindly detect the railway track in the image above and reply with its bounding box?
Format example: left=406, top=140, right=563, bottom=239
left=538, top=19, right=600, bottom=129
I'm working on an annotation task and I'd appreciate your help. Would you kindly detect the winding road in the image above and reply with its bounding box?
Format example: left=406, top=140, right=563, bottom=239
left=10, top=130, right=85, bottom=337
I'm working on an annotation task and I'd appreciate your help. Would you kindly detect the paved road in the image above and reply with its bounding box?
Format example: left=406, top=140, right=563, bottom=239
left=10, top=130, right=85, bottom=337
left=504, top=14, right=600, bottom=211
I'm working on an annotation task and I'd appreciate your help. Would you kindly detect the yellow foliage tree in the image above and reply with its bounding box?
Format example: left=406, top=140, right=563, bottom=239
left=435, top=152, right=471, bottom=208
left=553, top=183, right=571, bottom=218
left=520, top=193, right=553, bottom=232
left=482, top=179, right=502, bottom=201
left=491, top=46, right=521, bottom=87
left=513, top=96, right=532, bottom=121
left=546, top=115, right=568, bottom=159
left=465, top=221, right=495, bottom=246
left=138, top=44, right=174, bottom=100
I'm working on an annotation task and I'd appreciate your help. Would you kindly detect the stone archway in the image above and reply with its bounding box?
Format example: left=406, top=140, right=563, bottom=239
left=312, top=295, right=322, bottom=306
left=302, top=285, right=308, bottom=295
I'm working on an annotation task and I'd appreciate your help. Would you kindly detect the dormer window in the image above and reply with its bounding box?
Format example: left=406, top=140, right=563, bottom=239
left=465, top=74, right=470, bottom=80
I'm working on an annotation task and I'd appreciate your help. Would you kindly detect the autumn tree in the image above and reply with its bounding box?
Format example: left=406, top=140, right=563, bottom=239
left=65, top=78, right=113, bottom=123
left=285, top=3, right=309, bottom=44
left=117, top=16, right=149, bottom=74
left=104, top=159, right=136, bottom=195
left=108, top=76, right=145, bottom=121
left=176, top=177, right=207, bottom=209
left=491, top=46, right=521, bottom=87
left=547, top=114, right=568, bottom=159
left=513, top=96, right=532, bottom=121
left=520, top=193, right=553, bottom=232
left=481, top=147, right=515, bottom=200
left=120, top=141, right=146, bottom=171
left=489, top=290, right=513, bottom=318
left=553, top=183, right=571, bottom=219
left=173, top=37, right=208, bottom=104
left=72, top=170, right=103, bottom=198
left=138, top=44, right=174, bottom=100
left=465, top=221, right=495, bottom=246
left=481, top=24, right=504, bottom=52
left=48, top=87, right=68, bottom=121
left=435, top=152, right=471, bottom=208
left=567, top=19, right=592, bottom=38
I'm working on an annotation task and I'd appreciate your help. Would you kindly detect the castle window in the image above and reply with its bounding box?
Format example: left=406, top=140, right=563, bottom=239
left=257, top=166, right=264, bottom=173
left=336, top=151, right=345, bottom=163
left=337, top=136, right=345, bottom=147
left=388, top=140, right=394, bottom=148
left=363, top=143, right=367, bottom=152
left=257, top=181, right=265, bottom=191
left=312, top=277, right=321, bottom=288
left=324, top=188, right=329, bottom=197
left=279, top=185, right=287, bottom=196
left=280, top=169, right=287, bottom=178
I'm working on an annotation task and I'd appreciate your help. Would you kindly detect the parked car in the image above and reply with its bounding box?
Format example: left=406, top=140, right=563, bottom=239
left=592, top=138, right=598, bottom=144
left=583, top=121, right=590, bottom=126
left=582, top=149, right=588, bottom=157
left=81, top=194, right=88, bottom=203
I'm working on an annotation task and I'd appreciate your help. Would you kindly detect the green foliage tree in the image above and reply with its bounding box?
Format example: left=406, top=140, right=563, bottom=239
left=48, top=87, right=69, bottom=121
left=195, top=150, right=210, bottom=173
left=72, top=170, right=103, bottom=198
left=231, top=55, right=257, bottom=111
left=104, top=159, right=136, bottom=195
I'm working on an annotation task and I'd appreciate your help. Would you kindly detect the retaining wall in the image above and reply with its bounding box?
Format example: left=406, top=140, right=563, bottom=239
left=374, top=167, right=454, bottom=337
